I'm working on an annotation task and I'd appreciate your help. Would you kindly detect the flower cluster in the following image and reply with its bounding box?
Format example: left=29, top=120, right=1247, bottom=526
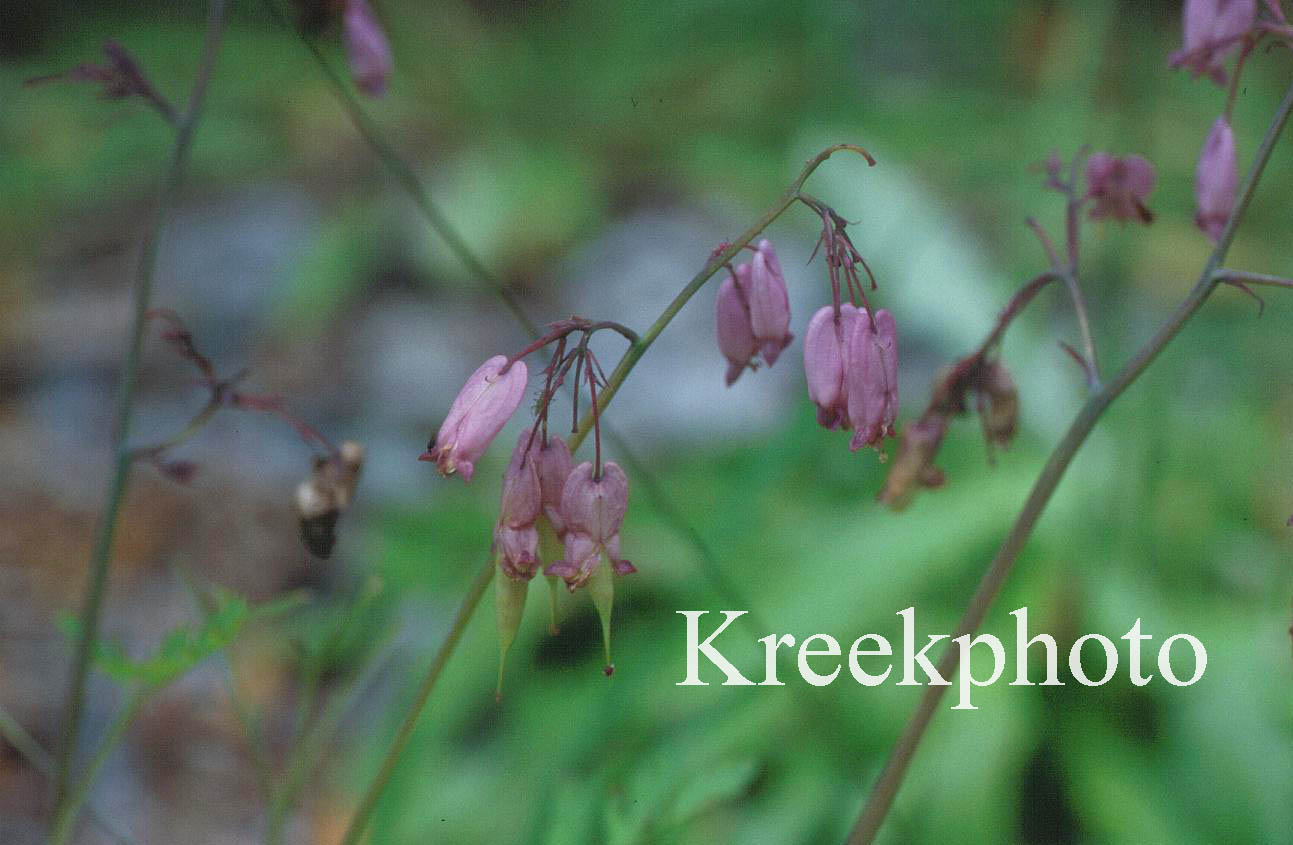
left=421, top=319, right=639, bottom=681
left=715, top=197, right=900, bottom=454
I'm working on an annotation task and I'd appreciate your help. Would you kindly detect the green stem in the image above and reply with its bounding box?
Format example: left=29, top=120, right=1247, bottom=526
left=266, top=580, right=385, bottom=844
left=50, top=689, right=149, bottom=845
left=845, top=77, right=1293, bottom=845
left=339, top=558, right=495, bottom=845
left=55, top=0, right=229, bottom=806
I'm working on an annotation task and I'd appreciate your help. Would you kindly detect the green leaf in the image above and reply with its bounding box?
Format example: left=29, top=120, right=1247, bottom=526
left=58, top=587, right=251, bottom=688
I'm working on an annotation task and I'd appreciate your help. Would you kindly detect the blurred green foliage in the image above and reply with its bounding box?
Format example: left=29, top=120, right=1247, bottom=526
left=5, top=0, right=1293, bottom=842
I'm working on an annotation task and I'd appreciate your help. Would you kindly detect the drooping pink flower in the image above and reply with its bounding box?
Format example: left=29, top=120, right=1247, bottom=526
left=1194, top=117, right=1238, bottom=241
left=343, top=0, right=394, bottom=97
left=845, top=308, right=899, bottom=451
left=1084, top=153, right=1156, bottom=224
left=499, top=432, right=541, bottom=529
left=803, top=303, right=860, bottom=430
left=534, top=434, right=573, bottom=535
left=1170, top=0, right=1256, bottom=85
left=748, top=239, right=793, bottom=365
left=493, top=433, right=545, bottom=580
left=716, top=266, right=758, bottom=386
left=545, top=461, right=634, bottom=589
left=420, top=355, right=528, bottom=481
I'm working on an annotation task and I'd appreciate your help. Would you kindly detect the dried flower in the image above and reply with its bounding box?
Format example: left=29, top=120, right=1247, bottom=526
left=878, top=415, right=947, bottom=510
left=1170, top=0, right=1256, bottom=85
left=803, top=303, right=860, bottom=430
left=295, top=441, right=365, bottom=558
left=343, top=0, right=393, bottom=97
left=716, top=266, right=758, bottom=386
left=1195, top=117, right=1239, bottom=242
left=979, top=361, right=1019, bottom=451
left=24, top=41, right=175, bottom=121
left=420, top=355, right=528, bottom=482
left=846, top=309, right=899, bottom=451
left=748, top=240, right=794, bottom=366
left=1084, top=153, right=1156, bottom=224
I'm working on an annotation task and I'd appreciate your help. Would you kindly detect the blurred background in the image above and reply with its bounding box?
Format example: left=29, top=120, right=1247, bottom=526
left=2, top=0, right=1292, bottom=842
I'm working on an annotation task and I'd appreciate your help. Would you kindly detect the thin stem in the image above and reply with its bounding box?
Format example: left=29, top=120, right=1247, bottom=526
left=0, top=706, right=134, bottom=844
left=1025, top=217, right=1101, bottom=388
left=51, top=689, right=149, bottom=845
left=846, top=77, right=1293, bottom=845
left=1215, top=268, right=1293, bottom=288
left=178, top=569, right=277, bottom=806
left=268, top=625, right=399, bottom=845
left=338, top=558, right=495, bottom=845
left=1225, top=39, right=1254, bottom=121
left=55, top=0, right=229, bottom=806
left=571, top=144, right=875, bottom=447
left=262, top=0, right=539, bottom=336
left=128, top=397, right=222, bottom=462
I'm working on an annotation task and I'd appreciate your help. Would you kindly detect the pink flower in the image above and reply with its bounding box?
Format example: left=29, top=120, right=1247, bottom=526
left=1170, top=0, right=1256, bottom=85
left=1195, top=117, right=1238, bottom=242
left=420, top=355, right=528, bottom=481
left=715, top=266, right=758, bottom=386
left=748, top=239, right=793, bottom=365
left=545, top=461, right=635, bottom=589
left=846, top=308, right=899, bottom=451
left=803, top=303, right=860, bottom=430
left=498, top=432, right=541, bottom=529
left=343, top=0, right=394, bottom=97
left=534, top=435, right=573, bottom=535
left=1084, top=153, right=1156, bottom=223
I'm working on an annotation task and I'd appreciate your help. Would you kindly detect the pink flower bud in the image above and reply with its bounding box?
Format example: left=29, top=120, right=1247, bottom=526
left=1084, top=153, right=1156, bottom=223
left=845, top=308, right=899, bottom=451
left=1171, top=0, right=1255, bottom=85
left=803, top=303, right=860, bottom=430
left=420, top=355, right=528, bottom=482
left=343, top=0, right=394, bottom=97
left=748, top=239, right=793, bottom=365
left=545, top=461, right=633, bottom=589
left=716, top=267, right=758, bottom=386
left=499, top=432, right=542, bottom=529
left=1195, top=117, right=1238, bottom=242
left=535, top=435, right=573, bottom=534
